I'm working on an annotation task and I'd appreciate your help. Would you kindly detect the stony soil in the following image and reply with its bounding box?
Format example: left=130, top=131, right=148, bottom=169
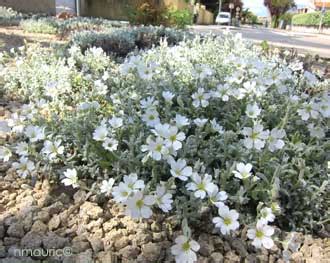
left=0, top=103, right=330, bottom=263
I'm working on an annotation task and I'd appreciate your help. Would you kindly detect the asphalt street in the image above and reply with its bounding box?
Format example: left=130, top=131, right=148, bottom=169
left=191, top=25, right=330, bottom=58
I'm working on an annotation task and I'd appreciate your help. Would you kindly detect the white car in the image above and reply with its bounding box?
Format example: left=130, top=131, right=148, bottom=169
left=216, top=12, right=231, bottom=25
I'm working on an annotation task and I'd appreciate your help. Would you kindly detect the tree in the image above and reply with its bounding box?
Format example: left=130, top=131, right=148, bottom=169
left=264, top=0, right=295, bottom=27
left=241, top=9, right=259, bottom=24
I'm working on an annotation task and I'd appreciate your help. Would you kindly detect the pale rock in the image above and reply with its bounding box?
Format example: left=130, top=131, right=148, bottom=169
left=7, top=223, right=25, bottom=238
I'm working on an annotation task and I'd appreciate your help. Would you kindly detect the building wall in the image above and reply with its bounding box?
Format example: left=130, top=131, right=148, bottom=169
left=0, top=0, right=56, bottom=15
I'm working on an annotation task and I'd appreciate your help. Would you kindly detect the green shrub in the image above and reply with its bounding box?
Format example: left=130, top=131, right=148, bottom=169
left=167, top=8, right=193, bottom=29
left=128, top=0, right=169, bottom=26
left=292, top=11, right=330, bottom=26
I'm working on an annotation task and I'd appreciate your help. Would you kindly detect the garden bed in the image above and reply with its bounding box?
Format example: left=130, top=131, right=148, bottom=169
left=0, top=8, right=329, bottom=263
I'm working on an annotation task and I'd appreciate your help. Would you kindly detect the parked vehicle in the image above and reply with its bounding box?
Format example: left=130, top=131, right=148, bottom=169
left=215, top=12, right=231, bottom=25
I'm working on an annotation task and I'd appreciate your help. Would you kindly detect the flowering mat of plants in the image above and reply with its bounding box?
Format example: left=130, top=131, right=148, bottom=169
left=0, top=17, right=329, bottom=263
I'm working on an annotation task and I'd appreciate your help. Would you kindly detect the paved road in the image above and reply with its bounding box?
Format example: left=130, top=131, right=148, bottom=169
left=191, top=25, right=330, bottom=58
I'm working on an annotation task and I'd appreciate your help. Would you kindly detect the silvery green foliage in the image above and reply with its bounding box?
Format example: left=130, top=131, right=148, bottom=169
left=1, top=32, right=329, bottom=238
left=71, top=25, right=193, bottom=57
left=0, top=6, right=23, bottom=26
left=20, top=16, right=124, bottom=35
left=20, top=17, right=59, bottom=34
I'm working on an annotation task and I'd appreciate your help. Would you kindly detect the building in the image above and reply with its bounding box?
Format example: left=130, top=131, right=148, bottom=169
left=295, top=0, right=316, bottom=13
left=314, top=0, right=330, bottom=10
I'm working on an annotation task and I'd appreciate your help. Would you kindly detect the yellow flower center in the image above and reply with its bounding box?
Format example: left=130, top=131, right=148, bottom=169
left=170, top=135, right=177, bottom=142
left=136, top=199, right=144, bottom=209
left=223, top=217, right=232, bottom=226
left=121, top=191, right=128, bottom=197
left=256, top=230, right=264, bottom=238
left=182, top=242, right=191, bottom=252
left=251, top=132, right=259, bottom=140
left=197, top=182, right=205, bottom=191
left=155, top=144, right=162, bottom=152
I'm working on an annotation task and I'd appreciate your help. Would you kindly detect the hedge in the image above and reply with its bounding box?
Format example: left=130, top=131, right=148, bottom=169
left=292, top=11, right=330, bottom=27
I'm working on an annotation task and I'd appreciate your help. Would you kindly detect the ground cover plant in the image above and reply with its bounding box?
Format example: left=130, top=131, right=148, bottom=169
left=0, top=28, right=329, bottom=262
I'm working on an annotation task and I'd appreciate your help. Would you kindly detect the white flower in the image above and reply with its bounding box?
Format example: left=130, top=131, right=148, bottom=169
left=137, top=64, right=154, bottom=80
left=112, top=183, right=132, bottom=203
left=307, top=124, right=325, bottom=139
left=210, top=119, right=224, bottom=134
left=12, top=157, right=35, bottom=178
left=102, top=137, right=119, bottom=151
left=192, top=88, right=210, bottom=108
left=207, top=185, right=228, bottom=207
left=93, top=125, right=108, bottom=141
left=156, top=185, right=173, bottom=212
left=259, top=207, right=275, bottom=224
left=297, top=102, right=319, bottom=121
left=141, top=136, right=168, bottom=161
left=142, top=109, right=160, bottom=127
left=94, top=80, right=108, bottom=96
left=242, top=124, right=269, bottom=150
left=25, top=125, right=45, bottom=142
left=194, top=64, right=213, bottom=80
left=268, top=128, right=286, bottom=152
left=247, top=221, right=274, bottom=249
left=42, top=140, right=64, bottom=160
left=62, top=168, right=79, bottom=188
left=243, top=81, right=257, bottom=93
left=170, top=159, right=193, bottom=181
left=213, top=84, right=230, bottom=101
left=304, top=71, right=318, bottom=85
left=140, top=96, right=158, bottom=109
left=0, top=146, right=12, bottom=162
left=164, top=126, right=186, bottom=151
left=123, top=173, right=145, bottom=192
left=171, top=235, right=200, bottom=263
left=162, top=91, right=175, bottom=102
left=175, top=114, right=190, bottom=128
left=233, top=162, right=253, bottom=180
left=7, top=112, right=25, bottom=133
left=153, top=123, right=171, bottom=138
left=78, top=101, right=100, bottom=111
left=125, top=191, right=155, bottom=219
left=246, top=103, right=261, bottom=119
left=186, top=173, right=215, bottom=199
left=193, top=118, right=208, bottom=127
left=212, top=205, right=240, bottom=235
left=100, top=178, right=115, bottom=196
left=108, top=117, right=123, bottom=129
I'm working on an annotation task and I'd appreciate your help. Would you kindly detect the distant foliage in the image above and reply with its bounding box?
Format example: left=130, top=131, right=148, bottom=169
left=292, top=11, right=330, bottom=27
left=264, top=0, right=295, bottom=27
left=128, top=0, right=169, bottom=26
left=167, top=9, right=193, bottom=29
